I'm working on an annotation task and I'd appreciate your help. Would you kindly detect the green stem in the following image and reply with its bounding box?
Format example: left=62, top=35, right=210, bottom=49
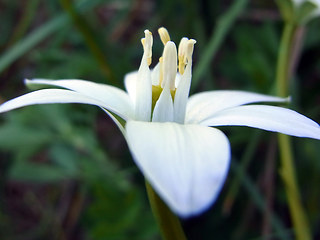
left=276, top=23, right=312, bottom=240
left=145, top=182, right=187, bottom=240
left=276, top=23, right=295, bottom=97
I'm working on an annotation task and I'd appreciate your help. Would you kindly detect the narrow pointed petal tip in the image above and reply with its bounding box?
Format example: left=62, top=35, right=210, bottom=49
left=186, top=90, right=289, bottom=124
left=200, top=105, right=320, bottom=140
left=0, top=89, right=108, bottom=113
left=126, top=121, right=231, bottom=217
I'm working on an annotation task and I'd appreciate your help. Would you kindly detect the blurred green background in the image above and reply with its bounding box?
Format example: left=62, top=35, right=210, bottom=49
left=0, top=0, right=320, bottom=239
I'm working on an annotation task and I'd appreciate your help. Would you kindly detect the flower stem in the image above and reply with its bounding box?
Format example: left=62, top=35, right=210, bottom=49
left=276, top=23, right=295, bottom=97
left=145, top=182, right=187, bottom=240
left=276, top=23, right=311, bottom=240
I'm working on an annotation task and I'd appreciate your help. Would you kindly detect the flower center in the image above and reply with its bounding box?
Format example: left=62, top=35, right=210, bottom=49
left=140, top=27, right=196, bottom=116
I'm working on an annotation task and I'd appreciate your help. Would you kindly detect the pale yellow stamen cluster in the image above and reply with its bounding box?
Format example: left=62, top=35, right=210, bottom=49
left=158, top=27, right=171, bottom=45
left=179, top=38, right=196, bottom=74
left=141, top=27, right=196, bottom=91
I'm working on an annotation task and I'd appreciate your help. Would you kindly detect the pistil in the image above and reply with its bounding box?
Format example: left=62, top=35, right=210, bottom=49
left=161, top=41, right=178, bottom=90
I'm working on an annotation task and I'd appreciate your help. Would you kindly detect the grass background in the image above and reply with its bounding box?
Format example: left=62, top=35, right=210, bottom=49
left=0, top=0, right=320, bottom=239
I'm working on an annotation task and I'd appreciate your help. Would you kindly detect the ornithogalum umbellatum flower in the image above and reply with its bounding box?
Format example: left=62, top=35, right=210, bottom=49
left=1, top=27, right=320, bottom=217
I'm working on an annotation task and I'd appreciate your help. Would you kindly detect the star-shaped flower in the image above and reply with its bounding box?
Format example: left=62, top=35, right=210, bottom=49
left=0, top=27, right=319, bottom=217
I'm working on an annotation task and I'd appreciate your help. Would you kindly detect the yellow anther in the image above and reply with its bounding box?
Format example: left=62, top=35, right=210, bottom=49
left=141, top=30, right=153, bottom=66
left=141, top=38, right=145, bottom=46
left=186, top=39, right=196, bottom=61
left=158, top=27, right=171, bottom=45
left=158, top=57, right=164, bottom=86
left=178, top=38, right=196, bottom=74
left=178, top=37, right=189, bottom=74
left=178, top=37, right=189, bottom=57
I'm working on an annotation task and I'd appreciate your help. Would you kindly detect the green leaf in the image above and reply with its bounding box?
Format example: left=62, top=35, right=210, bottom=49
left=192, top=0, right=249, bottom=89
left=9, top=162, right=74, bottom=183
left=0, top=124, right=51, bottom=150
left=49, top=143, right=78, bottom=173
left=0, top=0, right=107, bottom=74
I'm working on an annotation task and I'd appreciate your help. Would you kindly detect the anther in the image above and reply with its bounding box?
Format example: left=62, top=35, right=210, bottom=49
left=178, top=37, right=189, bottom=74
left=158, top=57, right=164, bottom=86
left=186, top=39, right=196, bottom=62
left=141, top=30, right=153, bottom=66
left=158, top=27, right=171, bottom=45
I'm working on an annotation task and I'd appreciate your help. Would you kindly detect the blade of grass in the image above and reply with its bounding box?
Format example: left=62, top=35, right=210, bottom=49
left=192, top=0, right=249, bottom=90
left=223, top=130, right=261, bottom=214
left=59, top=0, right=117, bottom=85
left=0, top=14, right=67, bottom=75
left=0, top=0, right=105, bottom=75
left=261, top=138, right=277, bottom=238
left=9, top=0, right=41, bottom=45
left=230, top=159, right=290, bottom=240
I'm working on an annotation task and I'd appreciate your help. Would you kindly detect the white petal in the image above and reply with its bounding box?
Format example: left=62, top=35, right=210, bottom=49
left=186, top=90, right=288, bottom=124
left=125, top=121, right=231, bottom=217
left=174, top=73, right=182, bottom=88
left=151, top=63, right=160, bottom=86
left=26, top=79, right=134, bottom=120
left=135, top=58, right=152, bottom=121
left=161, top=41, right=177, bottom=90
left=173, top=62, right=192, bottom=124
left=0, top=89, right=111, bottom=113
left=152, top=86, right=174, bottom=122
left=124, top=65, right=160, bottom=104
left=200, top=105, right=320, bottom=140
left=124, top=71, right=138, bottom=103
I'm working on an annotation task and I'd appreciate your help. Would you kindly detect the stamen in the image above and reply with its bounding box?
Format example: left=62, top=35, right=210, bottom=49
left=178, top=37, right=189, bottom=75
left=141, top=30, right=153, bottom=66
left=186, top=39, right=196, bottom=62
left=162, top=41, right=177, bottom=90
left=158, top=27, right=171, bottom=45
left=158, top=57, right=164, bottom=86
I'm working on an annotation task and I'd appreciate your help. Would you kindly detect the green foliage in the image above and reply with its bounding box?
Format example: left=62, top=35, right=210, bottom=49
left=85, top=181, right=157, bottom=240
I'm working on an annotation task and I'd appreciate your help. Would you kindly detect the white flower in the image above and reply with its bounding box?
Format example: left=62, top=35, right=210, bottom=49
left=1, top=28, right=320, bottom=218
